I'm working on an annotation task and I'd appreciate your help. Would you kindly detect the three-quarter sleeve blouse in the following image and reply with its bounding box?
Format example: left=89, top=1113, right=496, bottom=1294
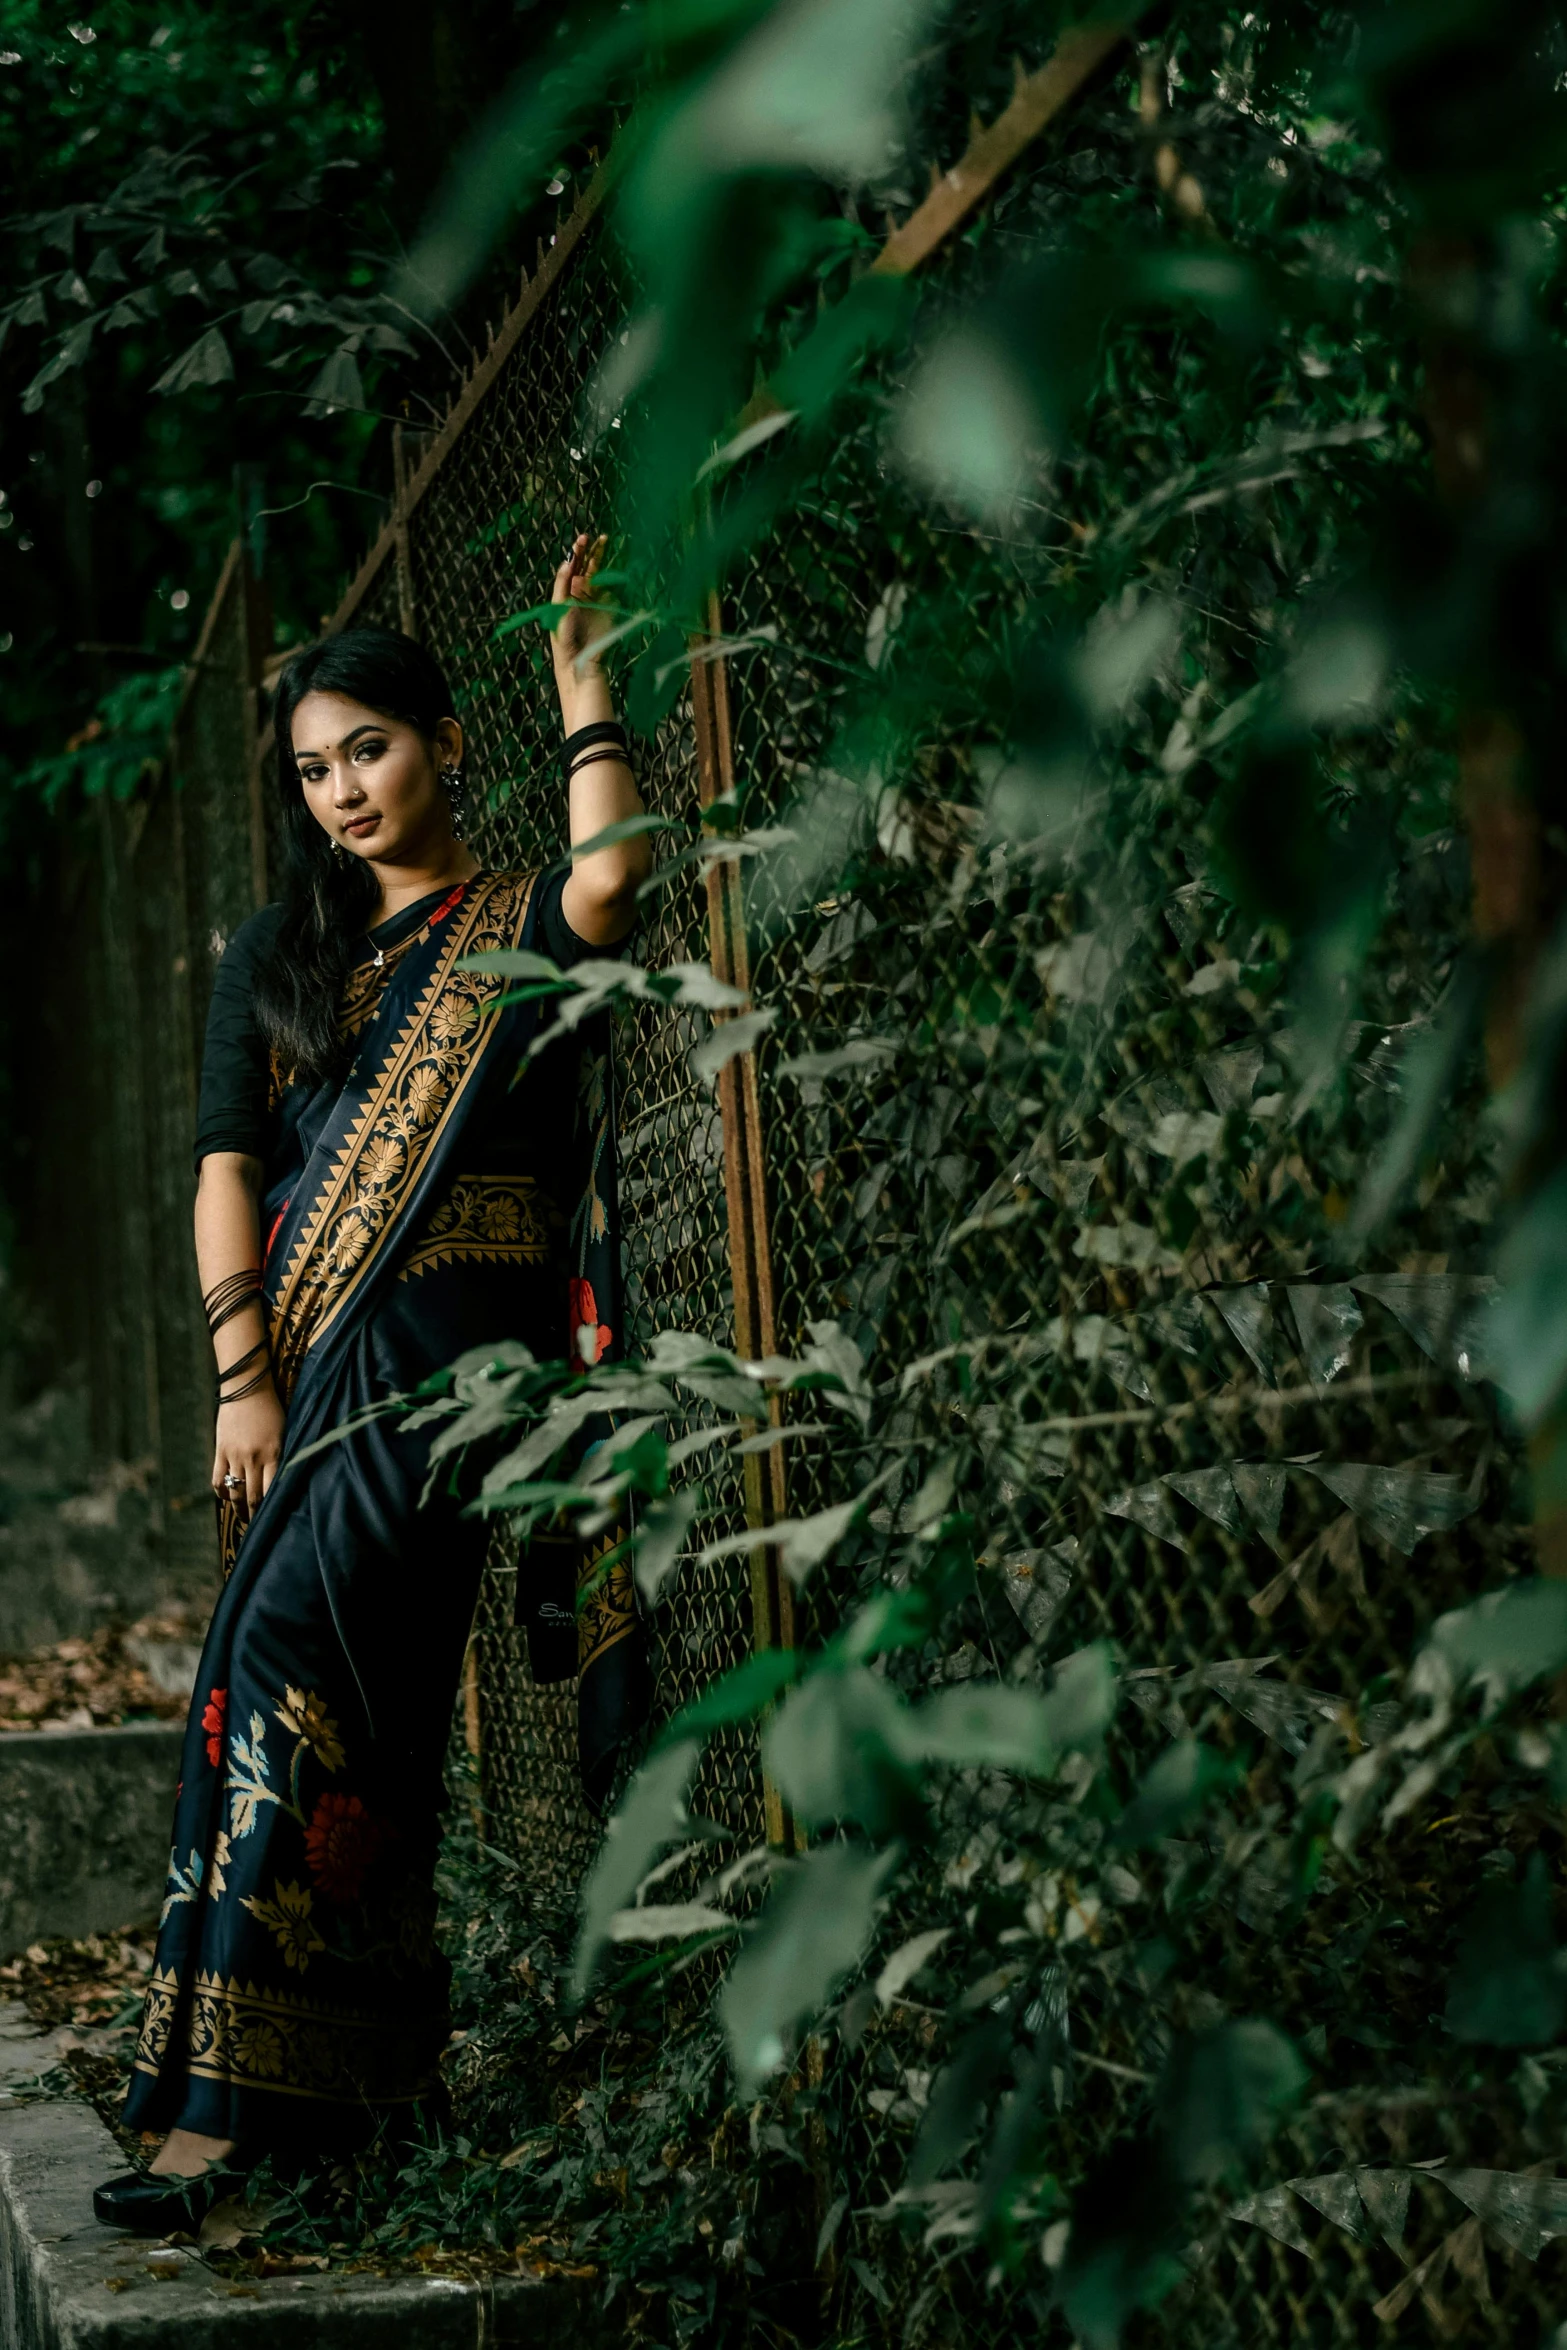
left=193, top=868, right=600, bottom=1172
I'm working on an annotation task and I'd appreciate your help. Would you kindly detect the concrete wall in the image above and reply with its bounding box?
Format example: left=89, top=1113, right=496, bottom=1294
left=0, top=1386, right=215, bottom=1657
left=0, top=1724, right=181, bottom=1956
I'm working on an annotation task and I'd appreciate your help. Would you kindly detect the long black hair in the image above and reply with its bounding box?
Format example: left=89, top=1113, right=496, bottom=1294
left=253, top=624, right=461, bottom=1086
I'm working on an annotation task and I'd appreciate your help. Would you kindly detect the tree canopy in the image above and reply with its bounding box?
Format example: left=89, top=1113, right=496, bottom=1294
left=0, top=0, right=582, bottom=782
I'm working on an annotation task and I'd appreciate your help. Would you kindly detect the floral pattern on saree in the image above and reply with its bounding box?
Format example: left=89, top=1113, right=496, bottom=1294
left=397, top=1172, right=558, bottom=1283
left=133, top=1965, right=438, bottom=2107
left=267, top=871, right=535, bottom=1398
left=136, top=1666, right=431, bottom=2100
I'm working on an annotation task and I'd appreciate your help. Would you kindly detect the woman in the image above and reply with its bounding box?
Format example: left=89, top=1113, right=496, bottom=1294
left=95, top=535, right=650, bottom=2230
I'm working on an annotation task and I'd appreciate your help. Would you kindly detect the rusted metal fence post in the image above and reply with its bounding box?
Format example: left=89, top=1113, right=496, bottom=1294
left=688, top=596, right=799, bottom=1850
left=677, top=23, right=1138, bottom=1844
left=1415, top=232, right=1567, bottom=1567
left=240, top=536, right=274, bottom=914
left=392, top=424, right=418, bottom=641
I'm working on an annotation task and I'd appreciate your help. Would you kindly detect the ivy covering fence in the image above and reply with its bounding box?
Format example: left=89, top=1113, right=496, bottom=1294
left=27, top=3, right=1567, bottom=2343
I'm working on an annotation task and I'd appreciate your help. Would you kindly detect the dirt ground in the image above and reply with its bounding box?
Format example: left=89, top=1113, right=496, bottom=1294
left=1, top=1921, right=158, bottom=2159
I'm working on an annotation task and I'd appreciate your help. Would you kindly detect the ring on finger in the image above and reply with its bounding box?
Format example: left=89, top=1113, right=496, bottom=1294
left=222, top=1473, right=243, bottom=1490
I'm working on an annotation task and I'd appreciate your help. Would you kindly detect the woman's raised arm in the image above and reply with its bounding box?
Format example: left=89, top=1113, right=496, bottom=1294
left=551, top=532, right=652, bottom=944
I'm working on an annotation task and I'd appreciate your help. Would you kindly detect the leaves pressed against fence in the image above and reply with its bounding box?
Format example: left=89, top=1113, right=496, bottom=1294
left=573, top=1736, right=701, bottom=2000
left=719, top=1839, right=901, bottom=2093
left=1445, top=1855, right=1567, bottom=2049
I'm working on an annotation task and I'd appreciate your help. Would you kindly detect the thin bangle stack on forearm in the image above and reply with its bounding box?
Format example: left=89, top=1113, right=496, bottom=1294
left=562, top=719, right=632, bottom=784
left=216, top=1338, right=273, bottom=1404
left=204, top=1270, right=273, bottom=1406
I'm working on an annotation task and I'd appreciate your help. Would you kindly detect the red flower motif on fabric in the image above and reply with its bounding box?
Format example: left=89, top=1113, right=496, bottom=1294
left=304, top=1791, right=385, bottom=1903
left=201, top=1687, right=228, bottom=1769
left=570, top=1277, right=612, bottom=1370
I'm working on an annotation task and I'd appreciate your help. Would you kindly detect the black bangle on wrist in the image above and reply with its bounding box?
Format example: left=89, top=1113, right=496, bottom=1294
left=204, top=1269, right=264, bottom=1337
left=216, top=1337, right=272, bottom=1405
left=568, top=747, right=634, bottom=783
left=562, top=720, right=628, bottom=770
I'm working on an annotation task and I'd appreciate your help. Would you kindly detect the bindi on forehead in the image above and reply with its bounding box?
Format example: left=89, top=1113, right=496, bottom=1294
left=292, top=720, right=386, bottom=761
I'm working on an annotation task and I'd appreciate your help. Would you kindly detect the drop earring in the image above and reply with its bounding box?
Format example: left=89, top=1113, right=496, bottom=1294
left=440, top=763, right=467, bottom=840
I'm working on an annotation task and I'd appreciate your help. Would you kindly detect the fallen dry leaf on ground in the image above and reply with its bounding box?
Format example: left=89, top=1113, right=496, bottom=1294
left=198, top=2196, right=275, bottom=2253
left=0, top=1606, right=205, bottom=1732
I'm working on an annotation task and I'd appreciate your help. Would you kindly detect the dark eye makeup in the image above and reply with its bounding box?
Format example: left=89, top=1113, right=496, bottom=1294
left=294, top=735, right=387, bottom=782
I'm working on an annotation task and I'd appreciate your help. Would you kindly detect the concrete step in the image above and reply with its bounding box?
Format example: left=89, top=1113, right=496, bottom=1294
left=0, top=1727, right=182, bottom=1958
left=0, top=2093, right=601, bottom=2347
left=0, top=2002, right=80, bottom=2105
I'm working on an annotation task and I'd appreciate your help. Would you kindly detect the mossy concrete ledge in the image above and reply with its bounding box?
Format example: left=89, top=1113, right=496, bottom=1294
left=0, top=1726, right=183, bottom=1957
left=0, top=2100, right=603, bottom=2348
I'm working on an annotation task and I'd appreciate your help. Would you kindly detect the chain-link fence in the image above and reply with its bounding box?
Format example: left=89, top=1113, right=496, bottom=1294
left=695, top=180, right=1542, bottom=2341
left=40, top=44, right=1555, bottom=2343
left=326, top=129, right=1537, bottom=2338
left=325, top=187, right=770, bottom=1892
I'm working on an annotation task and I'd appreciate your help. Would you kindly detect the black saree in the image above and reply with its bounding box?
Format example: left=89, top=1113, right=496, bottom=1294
left=126, top=868, right=646, bottom=2150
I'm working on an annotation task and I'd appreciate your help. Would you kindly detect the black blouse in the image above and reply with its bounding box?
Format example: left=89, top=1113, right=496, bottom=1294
left=194, top=867, right=595, bottom=1170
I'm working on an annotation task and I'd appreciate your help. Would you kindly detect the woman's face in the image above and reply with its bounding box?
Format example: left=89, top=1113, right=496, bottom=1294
left=290, top=690, right=463, bottom=864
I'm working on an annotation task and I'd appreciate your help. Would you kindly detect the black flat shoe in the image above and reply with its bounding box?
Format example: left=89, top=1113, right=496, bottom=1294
left=92, top=2163, right=253, bottom=2235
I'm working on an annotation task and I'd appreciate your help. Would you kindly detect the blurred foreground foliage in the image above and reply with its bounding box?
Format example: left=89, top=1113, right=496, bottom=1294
left=258, top=0, right=1567, bottom=2341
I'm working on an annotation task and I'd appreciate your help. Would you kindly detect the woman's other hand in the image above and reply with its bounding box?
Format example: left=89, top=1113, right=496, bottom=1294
left=550, top=531, right=612, bottom=727
left=213, top=1383, right=285, bottom=1515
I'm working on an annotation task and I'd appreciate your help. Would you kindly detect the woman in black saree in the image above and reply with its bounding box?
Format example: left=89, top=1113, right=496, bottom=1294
left=95, top=535, right=649, bottom=2230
